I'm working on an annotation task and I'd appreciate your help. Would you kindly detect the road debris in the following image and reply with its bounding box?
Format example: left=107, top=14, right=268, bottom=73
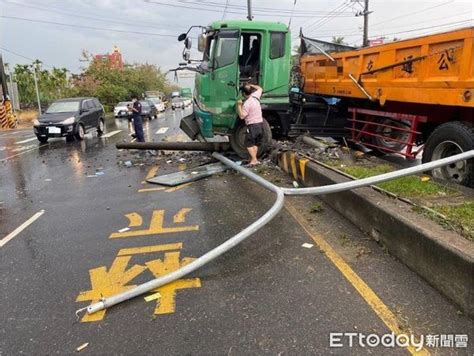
left=301, top=243, right=314, bottom=249
left=76, top=343, right=89, bottom=352
left=147, top=162, right=229, bottom=186
left=118, top=227, right=130, bottom=233
left=144, top=292, right=161, bottom=302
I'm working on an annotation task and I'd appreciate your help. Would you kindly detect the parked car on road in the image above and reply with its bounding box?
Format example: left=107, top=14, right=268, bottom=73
left=171, top=98, right=184, bottom=110
left=147, top=97, right=166, bottom=112
left=33, top=97, right=105, bottom=143
left=183, top=98, right=192, bottom=107
left=140, top=100, right=158, bottom=120
left=114, top=101, right=132, bottom=118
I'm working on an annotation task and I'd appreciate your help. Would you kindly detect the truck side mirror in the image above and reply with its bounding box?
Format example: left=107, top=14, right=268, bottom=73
left=184, top=37, right=192, bottom=50
left=198, top=34, right=206, bottom=52
left=178, top=33, right=187, bottom=42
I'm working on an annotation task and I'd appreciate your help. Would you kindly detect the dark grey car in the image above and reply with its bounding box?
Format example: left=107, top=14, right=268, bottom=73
left=34, top=97, right=105, bottom=143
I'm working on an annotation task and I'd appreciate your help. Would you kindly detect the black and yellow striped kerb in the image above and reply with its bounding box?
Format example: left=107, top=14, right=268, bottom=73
left=0, top=102, right=8, bottom=129
left=0, top=101, right=17, bottom=129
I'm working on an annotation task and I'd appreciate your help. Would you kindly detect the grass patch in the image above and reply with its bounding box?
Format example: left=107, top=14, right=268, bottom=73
left=432, top=202, right=474, bottom=241
left=309, top=202, right=324, bottom=213
left=340, top=164, right=454, bottom=198
left=15, top=109, right=38, bottom=128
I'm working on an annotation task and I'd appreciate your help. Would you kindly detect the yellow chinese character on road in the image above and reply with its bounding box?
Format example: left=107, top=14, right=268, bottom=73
left=76, top=256, right=146, bottom=322
left=146, top=251, right=201, bottom=315
left=110, top=209, right=199, bottom=239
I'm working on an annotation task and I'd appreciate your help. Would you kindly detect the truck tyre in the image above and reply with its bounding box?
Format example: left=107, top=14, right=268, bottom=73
left=371, top=119, right=410, bottom=154
left=230, top=119, right=272, bottom=159
left=422, top=121, right=473, bottom=187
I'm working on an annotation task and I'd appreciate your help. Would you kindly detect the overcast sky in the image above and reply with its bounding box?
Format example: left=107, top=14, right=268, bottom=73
left=0, top=0, right=472, bottom=88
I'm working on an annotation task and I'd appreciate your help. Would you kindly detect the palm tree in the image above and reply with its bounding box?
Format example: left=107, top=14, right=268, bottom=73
left=332, top=36, right=346, bottom=45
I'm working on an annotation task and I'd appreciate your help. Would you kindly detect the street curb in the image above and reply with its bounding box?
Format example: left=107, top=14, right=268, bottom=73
left=274, top=150, right=474, bottom=316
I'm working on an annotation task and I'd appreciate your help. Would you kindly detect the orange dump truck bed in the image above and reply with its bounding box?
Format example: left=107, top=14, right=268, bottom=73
left=300, top=27, right=474, bottom=108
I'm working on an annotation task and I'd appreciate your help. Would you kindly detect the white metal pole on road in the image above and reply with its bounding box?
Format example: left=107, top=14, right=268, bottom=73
left=32, top=67, right=41, bottom=113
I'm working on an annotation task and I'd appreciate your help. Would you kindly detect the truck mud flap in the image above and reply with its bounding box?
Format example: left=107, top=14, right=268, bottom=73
left=180, top=112, right=201, bottom=140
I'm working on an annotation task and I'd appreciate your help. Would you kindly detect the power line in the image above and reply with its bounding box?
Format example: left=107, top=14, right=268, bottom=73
left=0, top=46, right=56, bottom=69
left=288, top=0, right=297, bottom=28
left=302, top=1, right=347, bottom=33
left=0, top=15, right=180, bottom=38
left=304, top=1, right=350, bottom=34
left=371, top=0, right=455, bottom=28
left=144, top=0, right=354, bottom=18
left=2, top=0, right=185, bottom=32
left=312, top=11, right=471, bottom=35
left=370, top=19, right=473, bottom=38
left=222, top=0, right=230, bottom=20
left=174, top=0, right=352, bottom=15
left=302, top=19, right=473, bottom=40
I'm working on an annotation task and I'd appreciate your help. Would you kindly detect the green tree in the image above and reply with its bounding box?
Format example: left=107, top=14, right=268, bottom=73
left=332, top=36, right=346, bottom=45
left=13, top=61, right=69, bottom=108
left=70, top=55, right=171, bottom=111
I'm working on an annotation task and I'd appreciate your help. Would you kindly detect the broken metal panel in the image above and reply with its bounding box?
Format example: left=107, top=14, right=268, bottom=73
left=147, top=162, right=229, bottom=186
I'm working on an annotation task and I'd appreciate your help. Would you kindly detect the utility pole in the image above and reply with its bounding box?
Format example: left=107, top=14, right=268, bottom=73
left=353, top=0, right=372, bottom=47
left=363, top=0, right=369, bottom=47
left=8, top=68, right=15, bottom=110
left=32, top=66, right=41, bottom=113
left=247, top=0, right=253, bottom=21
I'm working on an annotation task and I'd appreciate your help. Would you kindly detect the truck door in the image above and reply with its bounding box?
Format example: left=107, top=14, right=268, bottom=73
left=209, top=29, right=240, bottom=131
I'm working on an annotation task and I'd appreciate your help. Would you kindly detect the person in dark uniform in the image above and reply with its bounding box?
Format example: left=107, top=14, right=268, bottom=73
left=131, top=96, right=145, bottom=142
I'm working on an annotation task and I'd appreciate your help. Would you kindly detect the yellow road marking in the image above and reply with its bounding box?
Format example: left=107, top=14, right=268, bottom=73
left=118, top=243, right=183, bottom=256
left=146, top=251, right=201, bottom=314
left=173, top=208, right=192, bottom=223
left=285, top=200, right=429, bottom=356
left=165, top=183, right=192, bottom=193
left=138, top=183, right=192, bottom=193
left=138, top=187, right=166, bottom=193
left=146, top=166, right=159, bottom=180
left=76, top=256, right=147, bottom=322
left=125, top=212, right=143, bottom=227
left=109, top=210, right=199, bottom=239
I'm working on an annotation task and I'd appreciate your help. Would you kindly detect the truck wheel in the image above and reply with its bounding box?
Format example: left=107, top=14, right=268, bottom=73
left=371, top=119, right=410, bottom=153
left=230, top=119, right=272, bottom=159
left=422, top=121, right=473, bottom=187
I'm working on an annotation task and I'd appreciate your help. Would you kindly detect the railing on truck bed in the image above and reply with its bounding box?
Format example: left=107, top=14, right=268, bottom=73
left=300, top=27, right=474, bottom=108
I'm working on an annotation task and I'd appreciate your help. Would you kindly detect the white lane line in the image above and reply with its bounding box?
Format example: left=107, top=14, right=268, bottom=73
left=101, top=130, right=122, bottom=138
left=156, top=127, right=168, bottom=134
left=0, top=131, right=23, bottom=138
left=15, top=137, right=37, bottom=144
left=0, top=145, right=46, bottom=162
left=0, top=210, right=45, bottom=248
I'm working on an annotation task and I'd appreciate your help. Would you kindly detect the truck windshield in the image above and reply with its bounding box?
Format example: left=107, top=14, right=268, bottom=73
left=214, top=30, right=239, bottom=68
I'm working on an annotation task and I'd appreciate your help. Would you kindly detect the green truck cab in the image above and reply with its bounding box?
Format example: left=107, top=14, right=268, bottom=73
left=178, top=20, right=291, bottom=157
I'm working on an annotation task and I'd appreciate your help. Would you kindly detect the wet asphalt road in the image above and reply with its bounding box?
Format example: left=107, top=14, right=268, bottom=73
left=0, top=109, right=473, bottom=355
